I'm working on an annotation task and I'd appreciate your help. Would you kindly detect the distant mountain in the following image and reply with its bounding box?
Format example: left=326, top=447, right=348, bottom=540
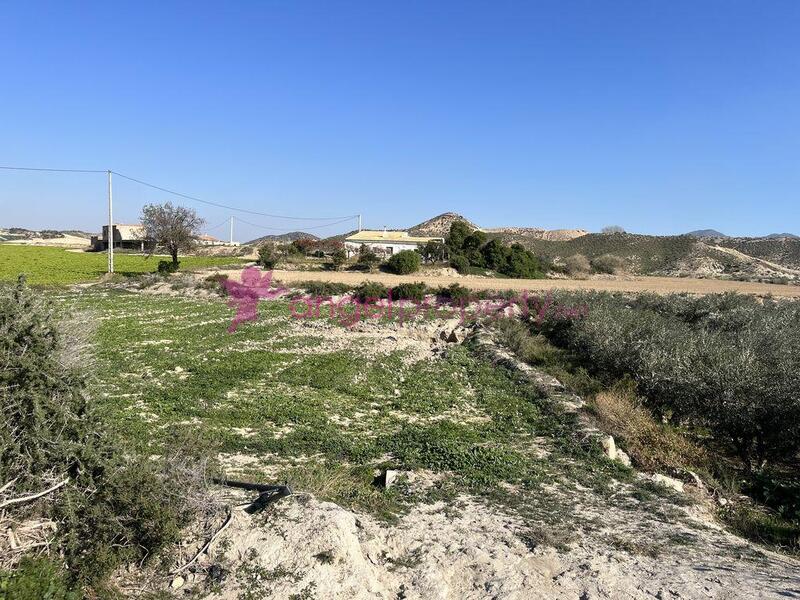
left=764, top=233, right=799, bottom=239
left=245, top=231, right=319, bottom=245
left=687, top=229, right=728, bottom=238
left=0, top=227, right=94, bottom=242
left=488, top=226, right=588, bottom=241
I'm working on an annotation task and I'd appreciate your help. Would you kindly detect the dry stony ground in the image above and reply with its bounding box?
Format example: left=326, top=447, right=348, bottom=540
left=55, top=285, right=800, bottom=599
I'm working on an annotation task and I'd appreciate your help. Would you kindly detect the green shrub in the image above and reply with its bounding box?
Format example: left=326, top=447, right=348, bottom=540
left=420, top=240, right=447, bottom=263
left=386, top=250, right=421, bottom=275
left=0, top=557, right=79, bottom=600
left=390, top=282, right=428, bottom=302
left=538, top=291, right=800, bottom=466
left=445, top=221, right=472, bottom=252
left=0, top=277, right=199, bottom=586
left=300, top=281, right=352, bottom=296
left=353, top=281, right=389, bottom=302
left=198, top=273, right=229, bottom=295
left=500, top=244, right=544, bottom=278
left=331, top=248, right=347, bottom=270
left=449, top=255, right=469, bottom=274
left=157, top=259, right=179, bottom=274
left=258, top=244, right=278, bottom=269
left=435, top=283, right=471, bottom=303
left=590, top=253, right=626, bottom=274
left=355, top=245, right=381, bottom=272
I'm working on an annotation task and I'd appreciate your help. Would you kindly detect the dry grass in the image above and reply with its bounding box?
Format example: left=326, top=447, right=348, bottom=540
left=588, top=386, right=708, bottom=473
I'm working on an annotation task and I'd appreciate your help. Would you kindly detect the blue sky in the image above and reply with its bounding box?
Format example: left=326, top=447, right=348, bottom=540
left=1, top=1, right=798, bottom=240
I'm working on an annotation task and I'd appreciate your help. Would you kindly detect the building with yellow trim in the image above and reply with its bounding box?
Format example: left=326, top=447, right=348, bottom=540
left=344, top=229, right=444, bottom=257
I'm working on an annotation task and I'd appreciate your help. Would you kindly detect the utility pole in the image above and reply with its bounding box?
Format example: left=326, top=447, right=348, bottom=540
left=230, top=216, right=234, bottom=245
left=107, top=170, right=114, bottom=273
left=358, top=214, right=362, bottom=232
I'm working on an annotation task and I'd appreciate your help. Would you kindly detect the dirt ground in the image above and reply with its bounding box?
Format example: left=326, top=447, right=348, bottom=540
left=214, top=268, right=800, bottom=298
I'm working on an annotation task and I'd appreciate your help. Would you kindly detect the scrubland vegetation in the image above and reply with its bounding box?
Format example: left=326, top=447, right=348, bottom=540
left=494, top=291, right=800, bottom=550
left=0, top=278, right=212, bottom=596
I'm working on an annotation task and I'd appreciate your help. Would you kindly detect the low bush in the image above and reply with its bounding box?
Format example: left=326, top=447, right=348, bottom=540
left=435, top=283, right=472, bottom=303
left=0, top=557, right=79, bottom=600
left=257, top=244, right=278, bottom=269
left=352, top=281, right=389, bottom=303
left=157, top=259, right=179, bottom=274
left=0, top=277, right=203, bottom=588
left=390, top=282, right=428, bottom=302
left=355, top=245, right=381, bottom=272
left=299, top=281, right=353, bottom=296
left=197, top=273, right=229, bottom=295
left=386, top=250, right=421, bottom=275
left=563, top=254, right=591, bottom=276
left=537, top=291, right=800, bottom=467
left=331, top=248, right=347, bottom=270
left=590, top=253, right=626, bottom=274
left=449, top=255, right=469, bottom=274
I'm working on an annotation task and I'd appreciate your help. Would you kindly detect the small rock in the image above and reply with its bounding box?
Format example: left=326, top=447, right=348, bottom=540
left=383, top=469, right=399, bottom=489
left=171, top=576, right=185, bottom=589
left=600, top=435, right=617, bottom=461
left=447, top=330, right=464, bottom=343
left=616, top=449, right=632, bottom=467
left=652, top=474, right=684, bottom=493
left=687, top=470, right=704, bottom=490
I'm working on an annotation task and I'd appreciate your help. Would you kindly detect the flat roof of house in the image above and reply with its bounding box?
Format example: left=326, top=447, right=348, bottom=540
left=345, top=230, right=444, bottom=244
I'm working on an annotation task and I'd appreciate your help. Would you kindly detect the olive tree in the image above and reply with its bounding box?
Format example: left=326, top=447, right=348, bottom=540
left=140, top=202, right=205, bottom=268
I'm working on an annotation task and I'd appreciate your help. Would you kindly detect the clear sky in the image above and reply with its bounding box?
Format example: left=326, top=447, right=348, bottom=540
left=1, top=1, right=798, bottom=240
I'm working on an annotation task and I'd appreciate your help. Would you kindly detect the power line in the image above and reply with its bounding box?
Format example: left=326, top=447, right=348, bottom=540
left=111, top=170, right=357, bottom=221
left=235, top=216, right=356, bottom=233
left=1, top=163, right=360, bottom=227
left=204, top=218, right=230, bottom=233
left=0, top=165, right=105, bottom=174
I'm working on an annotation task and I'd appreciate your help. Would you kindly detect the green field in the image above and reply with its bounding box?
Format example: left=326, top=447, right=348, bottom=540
left=0, top=244, right=248, bottom=285
left=51, top=287, right=691, bottom=536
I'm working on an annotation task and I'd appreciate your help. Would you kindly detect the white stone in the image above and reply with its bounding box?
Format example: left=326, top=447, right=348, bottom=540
left=600, top=435, right=617, bottom=461
left=651, top=474, right=684, bottom=493
left=615, top=449, right=632, bottom=468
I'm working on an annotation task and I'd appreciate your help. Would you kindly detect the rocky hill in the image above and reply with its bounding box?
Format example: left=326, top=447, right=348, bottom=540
left=408, top=212, right=482, bottom=237
left=687, top=229, right=728, bottom=238
left=245, top=231, right=320, bottom=245
left=487, top=226, right=588, bottom=241
left=408, top=213, right=587, bottom=241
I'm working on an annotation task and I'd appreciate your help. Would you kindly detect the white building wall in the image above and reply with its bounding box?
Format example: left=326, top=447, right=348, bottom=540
left=344, top=241, right=422, bottom=257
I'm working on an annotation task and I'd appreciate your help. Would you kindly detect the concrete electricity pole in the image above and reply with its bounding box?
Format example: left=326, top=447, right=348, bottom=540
left=358, top=214, right=362, bottom=232
left=230, top=216, right=234, bottom=244
left=107, top=170, right=114, bottom=273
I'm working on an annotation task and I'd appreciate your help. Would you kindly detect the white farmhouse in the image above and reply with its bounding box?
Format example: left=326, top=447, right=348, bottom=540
left=344, top=229, right=444, bottom=258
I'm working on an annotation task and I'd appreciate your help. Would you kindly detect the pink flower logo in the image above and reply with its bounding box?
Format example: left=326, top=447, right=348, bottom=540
left=222, top=268, right=286, bottom=332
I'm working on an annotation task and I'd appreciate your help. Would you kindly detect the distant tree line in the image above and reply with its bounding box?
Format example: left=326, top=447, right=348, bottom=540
left=444, top=221, right=546, bottom=279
